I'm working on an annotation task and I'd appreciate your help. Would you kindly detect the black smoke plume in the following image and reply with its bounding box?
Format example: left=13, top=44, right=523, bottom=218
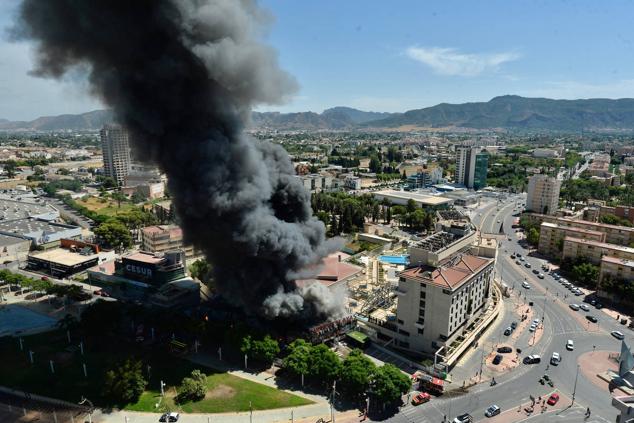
left=14, top=0, right=343, bottom=320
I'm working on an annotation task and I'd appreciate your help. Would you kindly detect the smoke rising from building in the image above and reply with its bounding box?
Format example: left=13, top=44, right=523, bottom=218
left=14, top=0, right=343, bottom=320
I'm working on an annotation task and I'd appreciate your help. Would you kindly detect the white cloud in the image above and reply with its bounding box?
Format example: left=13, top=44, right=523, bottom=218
left=518, top=80, right=634, bottom=99
left=406, top=46, right=520, bottom=77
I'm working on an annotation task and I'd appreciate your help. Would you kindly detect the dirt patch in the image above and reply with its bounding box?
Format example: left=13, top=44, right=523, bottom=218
left=205, top=384, right=236, bottom=399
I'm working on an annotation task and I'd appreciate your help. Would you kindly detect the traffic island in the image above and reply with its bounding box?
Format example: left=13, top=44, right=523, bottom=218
left=582, top=350, right=634, bottom=395
left=484, top=390, right=568, bottom=423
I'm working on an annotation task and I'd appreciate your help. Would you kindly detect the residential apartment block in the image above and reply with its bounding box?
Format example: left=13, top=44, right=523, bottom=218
left=599, top=256, right=634, bottom=284
left=100, top=124, right=131, bottom=187
left=526, top=174, right=561, bottom=215
left=141, top=225, right=195, bottom=258
left=562, top=237, right=634, bottom=265
left=524, top=213, right=634, bottom=246
left=537, top=222, right=605, bottom=258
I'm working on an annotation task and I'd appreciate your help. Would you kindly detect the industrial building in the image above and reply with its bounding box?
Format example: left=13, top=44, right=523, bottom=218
left=0, top=198, right=59, bottom=221
left=0, top=234, right=31, bottom=263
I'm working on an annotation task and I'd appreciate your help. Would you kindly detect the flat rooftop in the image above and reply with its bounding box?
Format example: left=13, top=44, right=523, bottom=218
left=296, top=253, right=362, bottom=288
left=0, top=233, right=29, bottom=247
left=373, top=190, right=454, bottom=206
left=601, top=255, right=634, bottom=268
left=0, top=218, right=79, bottom=237
left=125, top=251, right=166, bottom=265
left=564, top=236, right=634, bottom=253
left=29, top=248, right=98, bottom=266
left=0, top=198, right=57, bottom=221
left=541, top=222, right=604, bottom=236
left=400, top=254, right=493, bottom=290
left=413, top=231, right=459, bottom=253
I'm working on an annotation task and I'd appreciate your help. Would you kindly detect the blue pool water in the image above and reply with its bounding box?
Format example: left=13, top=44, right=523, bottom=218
left=378, top=255, right=409, bottom=265
left=0, top=304, right=57, bottom=336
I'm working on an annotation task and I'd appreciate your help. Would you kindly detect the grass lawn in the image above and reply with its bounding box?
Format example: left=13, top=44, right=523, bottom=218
left=0, top=330, right=310, bottom=413
left=75, top=196, right=137, bottom=217
left=130, top=372, right=312, bottom=413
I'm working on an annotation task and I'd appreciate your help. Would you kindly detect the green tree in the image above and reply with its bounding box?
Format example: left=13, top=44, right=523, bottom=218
left=369, top=155, right=382, bottom=174
left=308, top=344, right=342, bottom=386
left=571, top=262, right=600, bottom=288
left=176, top=369, right=207, bottom=403
left=599, top=214, right=632, bottom=227
left=241, top=335, right=280, bottom=365
left=339, top=349, right=375, bottom=400
left=80, top=299, right=124, bottom=336
left=526, top=227, right=540, bottom=246
left=103, top=359, right=147, bottom=405
left=189, top=259, right=212, bottom=282
left=406, top=199, right=417, bottom=214
left=370, top=364, right=411, bottom=406
left=283, top=339, right=311, bottom=384
left=111, top=191, right=127, bottom=208
left=94, top=219, right=133, bottom=251
left=3, top=160, right=17, bottom=178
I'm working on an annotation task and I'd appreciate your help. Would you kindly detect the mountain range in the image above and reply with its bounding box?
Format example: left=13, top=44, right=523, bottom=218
left=4, top=96, right=634, bottom=132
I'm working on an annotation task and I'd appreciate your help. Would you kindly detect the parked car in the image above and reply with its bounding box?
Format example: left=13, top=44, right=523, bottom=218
left=485, top=405, right=501, bottom=417
left=569, top=304, right=580, bottom=311
left=566, top=340, right=574, bottom=350
left=516, top=260, right=521, bottom=265
left=612, top=331, right=625, bottom=340
left=492, top=354, right=503, bottom=365
left=522, top=282, right=531, bottom=289
left=497, top=346, right=513, bottom=353
left=538, top=273, right=544, bottom=279
left=529, top=324, right=536, bottom=332
left=525, top=263, right=531, bottom=268
left=580, top=304, right=590, bottom=311
left=595, top=302, right=604, bottom=309
left=547, top=393, right=560, bottom=405
left=159, top=413, right=180, bottom=422
left=511, top=321, right=518, bottom=330
left=574, top=290, right=583, bottom=296
left=532, top=269, right=539, bottom=275
left=523, top=354, right=541, bottom=364
left=412, top=392, right=431, bottom=406
left=504, top=327, right=512, bottom=336
left=452, top=413, right=473, bottom=423
left=550, top=352, right=561, bottom=365
left=586, top=315, right=598, bottom=323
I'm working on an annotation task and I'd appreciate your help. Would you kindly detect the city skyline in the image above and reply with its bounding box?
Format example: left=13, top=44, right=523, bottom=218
left=3, top=1, right=634, bottom=119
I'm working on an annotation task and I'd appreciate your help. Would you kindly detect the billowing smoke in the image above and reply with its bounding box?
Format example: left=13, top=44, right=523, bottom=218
left=14, top=0, right=343, bottom=320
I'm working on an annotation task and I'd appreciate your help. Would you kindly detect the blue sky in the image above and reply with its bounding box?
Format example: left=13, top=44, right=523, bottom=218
left=2, top=0, right=634, bottom=119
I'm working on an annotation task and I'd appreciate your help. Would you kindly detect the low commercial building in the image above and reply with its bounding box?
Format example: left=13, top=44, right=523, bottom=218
left=87, top=250, right=199, bottom=308
left=141, top=225, right=195, bottom=258
left=373, top=190, right=454, bottom=209
left=0, top=234, right=31, bottom=263
left=0, top=218, right=82, bottom=248
left=562, top=237, right=634, bottom=265
left=344, top=175, right=361, bottom=190
left=368, top=254, right=494, bottom=356
left=0, top=198, right=59, bottom=221
left=532, top=148, right=561, bottom=158
left=27, top=240, right=115, bottom=278
left=537, top=222, right=605, bottom=258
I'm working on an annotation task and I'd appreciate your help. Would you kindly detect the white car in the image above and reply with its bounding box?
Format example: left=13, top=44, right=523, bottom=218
left=580, top=304, right=590, bottom=311
left=529, top=324, right=536, bottom=332
left=522, top=282, right=531, bottom=289
left=533, top=318, right=540, bottom=325
left=612, top=331, right=625, bottom=340
left=551, top=352, right=561, bottom=365
left=569, top=304, right=580, bottom=311
left=485, top=404, right=501, bottom=417
left=566, top=340, right=574, bottom=350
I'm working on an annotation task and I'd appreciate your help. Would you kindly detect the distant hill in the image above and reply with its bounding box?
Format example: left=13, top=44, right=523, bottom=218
left=250, top=107, right=396, bottom=130
left=0, top=110, right=113, bottom=131
left=5, top=96, right=634, bottom=131
left=364, top=95, right=634, bottom=131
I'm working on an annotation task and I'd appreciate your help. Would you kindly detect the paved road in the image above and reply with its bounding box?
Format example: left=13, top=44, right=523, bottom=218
left=383, top=193, right=631, bottom=423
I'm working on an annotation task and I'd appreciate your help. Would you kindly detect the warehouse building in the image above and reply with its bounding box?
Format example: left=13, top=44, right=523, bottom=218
left=0, top=218, right=82, bottom=248
left=27, top=239, right=115, bottom=278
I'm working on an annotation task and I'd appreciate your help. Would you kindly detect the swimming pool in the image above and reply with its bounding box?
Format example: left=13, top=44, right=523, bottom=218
left=0, top=304, right=57, bottom=337
left=378, top=255, right=409, bottom=265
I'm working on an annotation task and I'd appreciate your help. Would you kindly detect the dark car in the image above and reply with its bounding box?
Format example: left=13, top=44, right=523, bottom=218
left=492, top=354, right=503, bottom=365
left=595, top=302, right=603, bottom=309
left=497, top=346, right=513, bottom=353
left=586, top=315, right=598, bottom=323
left=511, top=321, right=518, bottom=330
left=532, top=269, right=539, bottom=274
left=504, top=327, right=512, bottom=336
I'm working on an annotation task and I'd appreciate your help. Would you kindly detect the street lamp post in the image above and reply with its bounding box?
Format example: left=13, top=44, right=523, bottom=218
left=572, top=364, right=580, bottom=405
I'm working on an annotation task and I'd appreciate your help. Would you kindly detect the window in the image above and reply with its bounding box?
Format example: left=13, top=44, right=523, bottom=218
left=443, top=289, right=452, bottom=295
left=420, top=292, right=426, bottom=299
left=417, top=328, right=424, bottom=334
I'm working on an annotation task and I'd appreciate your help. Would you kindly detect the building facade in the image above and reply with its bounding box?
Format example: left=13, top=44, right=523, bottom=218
left=562, top=237, right=634, bottom=265
left=525, top=213, right=634, bottom=246
left=100, top=124, right=131, bottom=187
left=526, top=175, right=561, bottom=215
left=537, top=222, right=605, bottom=258
left=455, top=147, right=488, bottom=189
left=141, top=225, right=195, bottom=258
left=373, top=254, right=494, bottom=356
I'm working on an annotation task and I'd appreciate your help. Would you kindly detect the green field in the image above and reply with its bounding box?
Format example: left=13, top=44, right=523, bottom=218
left=0, top=330, right=310, bottom=412
left=76, top=196, right=137, bottom=217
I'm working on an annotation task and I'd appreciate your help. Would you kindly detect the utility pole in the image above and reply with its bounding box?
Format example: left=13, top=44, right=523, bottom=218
left=572, top=364, right=580, bottom=405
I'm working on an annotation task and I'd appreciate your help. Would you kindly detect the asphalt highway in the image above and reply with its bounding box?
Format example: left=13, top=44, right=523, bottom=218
left=384, top=194, right=632, bottom=423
